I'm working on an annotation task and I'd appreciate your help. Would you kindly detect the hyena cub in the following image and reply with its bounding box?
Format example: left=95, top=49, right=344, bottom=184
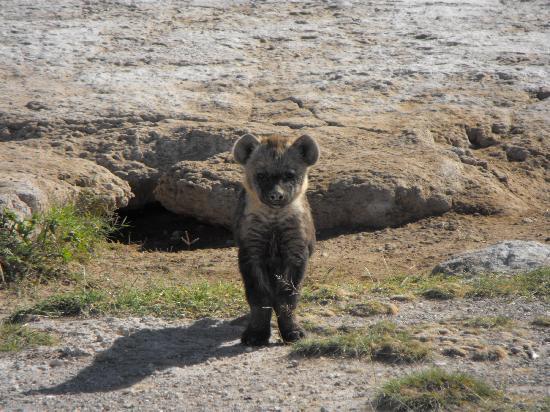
left=232, top=133, right=319, bottom=346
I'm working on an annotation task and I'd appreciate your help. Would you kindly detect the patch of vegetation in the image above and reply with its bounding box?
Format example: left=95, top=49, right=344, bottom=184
left=368, top=268, right=550, bottom=301
left=291, top=321, right=430, bottom=363
left=300, top=319, right=335, bottom=335
left=0, top=196, right=123, bottom=285
left=111, top=281, right=245, bottom=318
left=531, top=316, right=550, bottom=328
left=0, top=323, right=56, bottom=352
left=421, top=287, right=456, bottom=300
left=346, top=300, right=398, bottom=316
left=373, top=368, right=502, bottom=411
left=463, top=316, right=514, bottom=330
left=8, top=281, right=246, bottom=322
left=471, top=346, right=508, bottom=362
left=463, top=268, right=549, bottom=300
left=301, top=285, right=349, bottom=305
left=8, top=290, right=106, bottom=322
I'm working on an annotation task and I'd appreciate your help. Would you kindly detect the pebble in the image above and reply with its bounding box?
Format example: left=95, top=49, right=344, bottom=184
left=49, top=359, right=64, bottom=368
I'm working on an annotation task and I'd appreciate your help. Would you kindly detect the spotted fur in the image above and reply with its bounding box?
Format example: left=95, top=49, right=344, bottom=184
left=233, top=133, right=319, bottom=345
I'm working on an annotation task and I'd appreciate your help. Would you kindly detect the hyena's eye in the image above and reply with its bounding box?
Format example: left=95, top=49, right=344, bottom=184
left=283, top=171, right=296, bottom=181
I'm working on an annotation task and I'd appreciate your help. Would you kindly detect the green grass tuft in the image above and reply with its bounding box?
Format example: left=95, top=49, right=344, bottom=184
left=8, top=290, right=106, bottom=323
left=463, top=268, right=549, bottom=299
left=421, top=287, right=456, bottom=300
left=8, top=281, right=246, bottom=322
left=374, top=368, right=502, bottom=411
left=0, top=323, right=56, bottom=352
left=301, top=285, right=347, bottom=305
left=292, top=321, right=430, bottom=363
left=369, top=268, right=550, bottom=301
left=111, top=282, right=245, bottom=318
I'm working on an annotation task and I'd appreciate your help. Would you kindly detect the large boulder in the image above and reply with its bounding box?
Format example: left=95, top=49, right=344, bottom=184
left=154, top=129, right=527, bottom=230
left=432, top=240, right=550, bottom=276
left=0, top=143, right=132, bottom=217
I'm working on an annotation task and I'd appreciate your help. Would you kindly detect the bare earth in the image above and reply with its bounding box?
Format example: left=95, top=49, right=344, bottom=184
left=0, top=0, right=549, bottom=410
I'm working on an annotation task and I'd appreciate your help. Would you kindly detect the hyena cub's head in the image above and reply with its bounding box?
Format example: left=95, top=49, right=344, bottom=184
left=233, top=134, right=320, bottom=208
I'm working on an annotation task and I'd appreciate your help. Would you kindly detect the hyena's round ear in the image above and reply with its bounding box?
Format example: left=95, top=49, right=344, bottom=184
left=292, top=134, right=320, bottom=166
left=233, top=133, right=260, bottom=165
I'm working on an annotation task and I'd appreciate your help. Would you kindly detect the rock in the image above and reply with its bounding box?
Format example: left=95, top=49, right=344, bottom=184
left=491, top=122, right=508, bottom=135
left=49, top=359, right=64, bottom=368
left=432, top=240, right=550, bottom=276
left=0, top=143, right=132, bottom=218
left=154, top=133, right=527, bottom=230
left=25, top=101, right=48, bottom=111
left=59, top=347, right=92, bottom=358
left=465, top=125, right=498, bottom=148
left=506, top=145, right=529, bottom=162
left=535, top=87, right=550, bottom=101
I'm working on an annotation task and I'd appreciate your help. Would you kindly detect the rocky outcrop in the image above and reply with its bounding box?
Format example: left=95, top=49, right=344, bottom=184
left=0, top=144, right=132, bottom=217
left=0, top=0, right=548, bottom=229
left=154, top=129, right=528, bottom=230
left=432, top=241, right=550, bottom=276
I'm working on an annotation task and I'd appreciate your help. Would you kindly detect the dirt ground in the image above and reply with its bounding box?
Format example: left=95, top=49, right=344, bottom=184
left=1, top=208, right=549, bottom=411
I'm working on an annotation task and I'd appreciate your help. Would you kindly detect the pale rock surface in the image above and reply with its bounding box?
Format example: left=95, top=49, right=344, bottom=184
left=432, top=240, right=550, bottom=276
left=0, top=144, right=132, bottom=217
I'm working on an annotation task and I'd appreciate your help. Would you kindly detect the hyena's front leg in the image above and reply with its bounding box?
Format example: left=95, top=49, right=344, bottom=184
left=239, top=254, right=272, bottom=346
left=274, top=261, right=307, bottom=343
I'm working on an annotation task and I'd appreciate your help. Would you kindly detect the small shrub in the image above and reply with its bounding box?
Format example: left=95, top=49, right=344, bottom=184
left=0, top=323, right=56, bottom=352
left=374, top=368, right=502, bottom=411
left=292, top=321, right=430, bottom=363
left=0, top=198, right=123, bottom=285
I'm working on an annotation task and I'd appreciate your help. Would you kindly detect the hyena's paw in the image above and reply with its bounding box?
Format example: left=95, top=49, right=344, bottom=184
left=241, top=327, right=270, bottom=346
left=280, top=326, right=306, bottom=343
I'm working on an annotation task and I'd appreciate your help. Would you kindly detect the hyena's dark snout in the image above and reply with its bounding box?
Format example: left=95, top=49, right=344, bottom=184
left=268, top=187, right=285, bottom=203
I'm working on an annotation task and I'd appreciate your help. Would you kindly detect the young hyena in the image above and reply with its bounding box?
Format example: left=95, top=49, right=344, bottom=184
left=232, top=133, right=320, bottom=346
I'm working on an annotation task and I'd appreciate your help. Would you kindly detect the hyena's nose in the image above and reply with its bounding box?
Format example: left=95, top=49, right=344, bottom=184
left=268, top=190, right=284, bottom=202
